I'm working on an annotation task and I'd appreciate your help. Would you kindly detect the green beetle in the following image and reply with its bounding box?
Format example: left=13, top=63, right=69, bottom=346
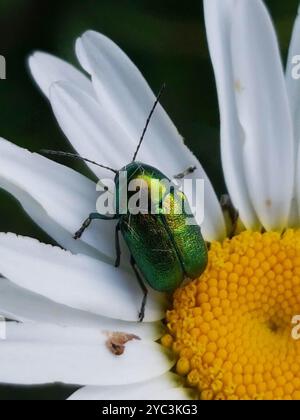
left=42, top=86, right=208, bottom=321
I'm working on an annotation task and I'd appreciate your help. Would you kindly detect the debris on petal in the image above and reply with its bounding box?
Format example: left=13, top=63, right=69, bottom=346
left=105, top=331, right=141, bottom=356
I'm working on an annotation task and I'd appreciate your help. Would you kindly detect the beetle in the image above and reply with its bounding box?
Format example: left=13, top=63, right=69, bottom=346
left=42, top=85, right=208, bottom=321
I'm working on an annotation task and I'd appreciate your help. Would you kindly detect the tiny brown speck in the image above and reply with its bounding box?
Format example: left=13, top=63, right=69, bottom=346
left=266, top=199, right=272, bottom=208
left=234, top=79, right=245, bottom=93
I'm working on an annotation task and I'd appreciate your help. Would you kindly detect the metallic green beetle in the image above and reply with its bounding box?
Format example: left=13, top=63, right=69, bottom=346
left=42, top=86, right=208, bottom=321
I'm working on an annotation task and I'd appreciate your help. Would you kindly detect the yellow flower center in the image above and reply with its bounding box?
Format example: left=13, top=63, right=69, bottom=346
left=162, top=229, right=300, bottom=400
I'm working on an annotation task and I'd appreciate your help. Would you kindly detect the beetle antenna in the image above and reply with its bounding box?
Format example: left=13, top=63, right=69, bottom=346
left=40, top=150, right=118, bottom=174
left=132, top=83, right=166, bottom=162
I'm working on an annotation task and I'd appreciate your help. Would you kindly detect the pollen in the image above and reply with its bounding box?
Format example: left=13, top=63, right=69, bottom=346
left=162, top=230, right=300, bottom=400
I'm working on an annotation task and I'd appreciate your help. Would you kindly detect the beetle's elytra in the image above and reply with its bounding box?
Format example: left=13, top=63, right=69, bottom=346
left=116, top=161, right=208, bottom=293
left=42, top=85, right=208, bottom=321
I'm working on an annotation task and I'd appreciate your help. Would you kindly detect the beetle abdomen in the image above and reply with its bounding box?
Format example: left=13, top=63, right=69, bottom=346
left=120, top=213, right=184, bottom=292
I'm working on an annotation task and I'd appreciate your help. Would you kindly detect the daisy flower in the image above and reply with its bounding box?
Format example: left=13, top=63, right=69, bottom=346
left=0, top=0, right=299, bottom=401
left=0, top=7, right=224, bottom=401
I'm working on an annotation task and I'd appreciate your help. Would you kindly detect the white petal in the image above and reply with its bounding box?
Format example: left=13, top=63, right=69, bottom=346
left=49, top=81, right=134, bottom=178
left=0, top=279, right=163, bottom=340
left=68, top=373, right=184, bottom=400
left=0, top=137, right=118, bottom=262
left=286, top=3, right=300, bottom=148
left=204, top=0, right=260, bottom=230
left=0, top=323, right=173, bottom=385
left=28, top=51, right=95, bottom=99
left=76, top=30, right=226, bottom=241
left=286, top=4, right=300, bottom=224
left=68, top=375, right=194, bottom=400
left=0, top=233, right=165, bottom=322
left=231, top=0, right=294, bottom=231
left=6, top=322, right=159, bottom=347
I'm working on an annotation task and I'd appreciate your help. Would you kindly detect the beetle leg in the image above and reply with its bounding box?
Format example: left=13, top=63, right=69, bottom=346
left=115, top=222, right=121, bottom=268
left=130, top=256, right=148, bottom=322
left=174, top=166, right=197, bottom=179
left=74, top=212, right=117, bottom=240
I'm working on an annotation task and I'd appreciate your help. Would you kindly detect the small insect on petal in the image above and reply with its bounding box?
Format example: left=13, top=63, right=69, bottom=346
left=105, top=332, right=141, bottom=356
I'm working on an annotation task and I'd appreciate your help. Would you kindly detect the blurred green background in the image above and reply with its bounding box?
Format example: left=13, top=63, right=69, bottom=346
left=0, top=0, right=298, bottom=400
